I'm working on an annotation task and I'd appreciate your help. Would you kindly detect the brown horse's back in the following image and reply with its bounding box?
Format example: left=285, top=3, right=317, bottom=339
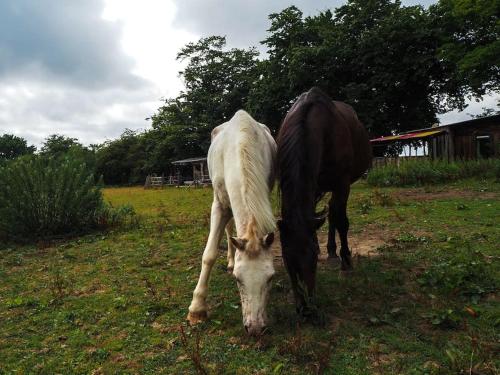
left=305, top=97, right=371, bottom=193
left=331, top=100, right=372, bottom=183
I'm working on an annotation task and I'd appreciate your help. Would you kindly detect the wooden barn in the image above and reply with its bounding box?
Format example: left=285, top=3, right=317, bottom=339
left=371, top=114, right=500, bottom=161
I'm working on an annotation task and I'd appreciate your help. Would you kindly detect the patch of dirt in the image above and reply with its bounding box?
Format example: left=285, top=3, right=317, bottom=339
left=270, top=224, right=395, bottom=263
left=74, top=283, right=108, bottom=297
left=392, top=189, right=498, bottom=202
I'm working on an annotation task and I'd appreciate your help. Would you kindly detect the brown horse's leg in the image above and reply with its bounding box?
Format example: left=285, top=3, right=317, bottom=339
left=327, top=195, right=338, bottom=258
left=334, top=182, right=352, bottom=271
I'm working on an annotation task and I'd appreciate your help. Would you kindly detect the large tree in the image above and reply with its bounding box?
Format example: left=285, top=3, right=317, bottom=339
left=430, top=0, right=500, bottom=96
left=247, top=6, right=309, bottom=131
left=95, top=129, right=148, bottom=185
left=0, top=134, right=35, bottom=160
left=252, top=1, right=468, bottom=136
left=41, top=134, right=82, bottom=158
left=40, top=134, right=96, bottom=170
left=151, top=36, right=260, bottom=156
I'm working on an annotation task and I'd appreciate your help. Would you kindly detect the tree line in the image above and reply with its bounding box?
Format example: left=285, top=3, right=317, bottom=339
left=1, top=0, right=498, bottom=184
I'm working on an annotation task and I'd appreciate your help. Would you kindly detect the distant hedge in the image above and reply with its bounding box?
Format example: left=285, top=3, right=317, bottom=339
left=367, top=158, right=500, bottom=187
left=0, top=156, right=134, bottom=242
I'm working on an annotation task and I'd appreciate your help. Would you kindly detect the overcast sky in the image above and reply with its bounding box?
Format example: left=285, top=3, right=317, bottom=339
left=0, top=0, right=497, bottom=147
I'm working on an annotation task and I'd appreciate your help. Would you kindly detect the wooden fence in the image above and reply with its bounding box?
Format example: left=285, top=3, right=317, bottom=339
left=371, top=156, right=428, bottom=169
left=144, top=175, right=179, bottom=189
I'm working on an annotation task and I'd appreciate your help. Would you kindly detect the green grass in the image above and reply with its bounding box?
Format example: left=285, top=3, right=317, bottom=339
left=1, top=180, right=499, bottom=374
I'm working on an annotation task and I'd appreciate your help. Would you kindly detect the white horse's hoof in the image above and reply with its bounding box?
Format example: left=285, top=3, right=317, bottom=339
left=187, top=311, right=208, bottom=325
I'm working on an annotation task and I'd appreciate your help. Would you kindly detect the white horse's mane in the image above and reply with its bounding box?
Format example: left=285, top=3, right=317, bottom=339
left=237, top=113, right=276, bottom=236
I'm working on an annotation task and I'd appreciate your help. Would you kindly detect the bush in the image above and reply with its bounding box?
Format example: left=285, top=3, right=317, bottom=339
left=0, top=156, right=132, bottom=242
left=417, top=247, right=496, bottom=302
left=367, top=158, right=500, bottom=187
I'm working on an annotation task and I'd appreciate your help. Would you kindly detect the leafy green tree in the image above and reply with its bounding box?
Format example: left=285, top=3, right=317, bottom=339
left=252, top=2, right=466, bottom=136
left=431, top=0, right=500, bottom=96
left=40, top=134, right=96, bottom=170
left=248, top=6, right=308, bottom=131
left=95, top=129, right=148, bottom=185
left=41, top=134, right=81, bottom=158
left=151, top=36, right=260, bottom=155
left=0, top=134, right=36, bottom=160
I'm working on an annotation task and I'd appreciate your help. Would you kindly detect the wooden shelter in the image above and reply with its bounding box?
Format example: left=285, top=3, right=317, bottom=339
left=171, top=157, right=211, bottom=186
left=371, top=114, right=500, bottom=162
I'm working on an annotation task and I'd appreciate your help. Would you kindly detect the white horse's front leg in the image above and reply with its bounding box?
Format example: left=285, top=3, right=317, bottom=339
left=225, top=218, right=236, bottom=273
left=188, top=200, right=230, bottom=324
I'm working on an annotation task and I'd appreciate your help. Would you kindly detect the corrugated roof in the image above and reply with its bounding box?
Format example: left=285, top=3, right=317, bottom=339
left=370, top=114, right=499, bottom=143
left=171, top=157, right=207, bottom=165
left=371, top=129, right=444, bottom=143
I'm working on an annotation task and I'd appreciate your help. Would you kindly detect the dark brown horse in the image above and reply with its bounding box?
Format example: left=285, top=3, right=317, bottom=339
left=277, top=87, right=372, bottom=313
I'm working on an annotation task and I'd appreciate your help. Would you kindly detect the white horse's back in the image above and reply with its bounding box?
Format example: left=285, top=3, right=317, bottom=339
left=208, top=110, right=276, bottom=237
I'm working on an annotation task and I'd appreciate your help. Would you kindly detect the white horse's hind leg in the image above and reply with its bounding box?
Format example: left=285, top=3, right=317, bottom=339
left=187, top=200, right=230, bottom=324
left=225, top=218, right=236, bottom=273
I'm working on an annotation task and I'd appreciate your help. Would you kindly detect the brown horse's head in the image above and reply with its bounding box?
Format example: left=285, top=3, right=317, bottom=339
left=277, top=211, right=326, bottom=312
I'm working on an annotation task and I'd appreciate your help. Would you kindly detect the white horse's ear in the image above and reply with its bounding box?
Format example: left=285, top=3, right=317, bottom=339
left=230, top=237, right=247, bottom=250
left=262, top=232, right=274, bottom=248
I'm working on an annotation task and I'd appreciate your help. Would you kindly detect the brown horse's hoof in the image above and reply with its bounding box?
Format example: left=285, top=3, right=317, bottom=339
left=340, top=254, right=353, bottom=271
left=226, top=266, right=234, bottom=274
left=340, top=263, right=353, bottom=272
left=327, top=255, right=341, bottom=264
left=187, top=311, right=208, bottom=325
left=327, top=249, right=338, bottom=258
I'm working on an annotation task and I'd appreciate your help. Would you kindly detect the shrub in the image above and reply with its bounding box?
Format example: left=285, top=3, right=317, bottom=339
left=0, top=156, right=133, bottom=242
left=417, top=248, right=496, bottom=302
left=367, top=158, right=500, bottom=187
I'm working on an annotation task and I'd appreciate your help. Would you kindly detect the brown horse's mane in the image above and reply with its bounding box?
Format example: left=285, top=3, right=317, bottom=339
left=277, top=87, right=332, bottom=240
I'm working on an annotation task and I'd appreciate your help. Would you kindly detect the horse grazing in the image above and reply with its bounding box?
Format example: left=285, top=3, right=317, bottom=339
left=277, top=87, right=372, bottom=313
left=187, top=110, right=277, bottom=336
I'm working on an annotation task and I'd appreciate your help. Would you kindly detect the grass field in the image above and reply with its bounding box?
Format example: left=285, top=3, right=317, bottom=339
left=1, top=179, right=499, bottom=374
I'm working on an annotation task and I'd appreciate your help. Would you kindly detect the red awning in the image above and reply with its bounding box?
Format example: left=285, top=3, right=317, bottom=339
left=370, top=129, right=444, bottom=143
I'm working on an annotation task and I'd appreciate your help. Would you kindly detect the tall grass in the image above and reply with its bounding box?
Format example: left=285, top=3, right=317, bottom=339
left=367, top=158, right=500, bottom=187
left=0, top=156, right=133, bottom=242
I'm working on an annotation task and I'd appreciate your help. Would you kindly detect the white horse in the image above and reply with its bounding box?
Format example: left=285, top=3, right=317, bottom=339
left=187, top=110, right=277, bottom=336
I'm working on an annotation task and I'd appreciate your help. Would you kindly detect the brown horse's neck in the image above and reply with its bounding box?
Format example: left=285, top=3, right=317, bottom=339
left=278, top=97, right=319, bottom=233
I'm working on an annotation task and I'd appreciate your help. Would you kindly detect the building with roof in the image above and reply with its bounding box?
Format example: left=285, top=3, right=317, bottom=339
left=171, top=157, right=210, bottom=186
left=371, top=114, right=500, bottom=161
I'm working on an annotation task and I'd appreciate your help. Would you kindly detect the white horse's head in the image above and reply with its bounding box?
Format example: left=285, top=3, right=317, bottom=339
left=230, top=232, right=275, bottom=336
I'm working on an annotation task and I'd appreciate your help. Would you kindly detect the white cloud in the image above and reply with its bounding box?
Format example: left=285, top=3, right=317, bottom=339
left=0, top=80, right=158, bottom=146
left=438, top=94, right=500, bottom=124
left=0, top=0, right=199, bottom=147
left=102, top=0, right=197, bottom=97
